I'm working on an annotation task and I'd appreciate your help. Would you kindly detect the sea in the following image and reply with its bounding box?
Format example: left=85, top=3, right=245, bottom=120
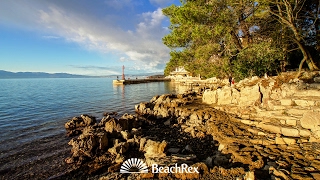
left=0, top=78, right=184, bottom=179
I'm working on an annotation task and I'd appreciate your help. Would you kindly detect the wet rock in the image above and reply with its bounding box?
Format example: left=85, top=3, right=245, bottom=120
left=99, top=115, right=112, bottom=126
left=65, top=114, right=96, bottom=130
left=163, top=119, right=171, bottom=126
left=213, top=153, right=229, bottom=166
left=68, top=127, right=108, bottom=159
left=182, top=145, right=194, bottom=154
left=205, top=157, right=213, bottom=167
left=103, top=111, right=118, bottom=116
left=108, top=142, right=129, bottom=155
left=81, top=114, right=96, bottom=126
left=167, top=148, right=180, bottom=154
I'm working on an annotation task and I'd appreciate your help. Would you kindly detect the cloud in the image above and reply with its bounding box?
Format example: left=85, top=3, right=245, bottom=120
left=42, top=35, right=60, bottom=39
left=70, top=65, right=120, bottom=75
left=37, top=5, right=170, bottom=72
left=0, top=1, right=171, bottom=73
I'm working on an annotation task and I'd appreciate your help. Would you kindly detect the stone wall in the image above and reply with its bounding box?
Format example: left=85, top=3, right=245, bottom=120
left=202, top=74, right=320, bottom=142
left=135, top=92, right=320, bottom=179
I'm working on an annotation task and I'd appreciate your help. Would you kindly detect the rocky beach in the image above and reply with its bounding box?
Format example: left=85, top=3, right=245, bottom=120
left=58, top=71, right=320, bottom=180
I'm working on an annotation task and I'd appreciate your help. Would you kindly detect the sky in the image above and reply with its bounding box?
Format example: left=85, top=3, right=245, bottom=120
left=0, top=0, right=180, bottom=76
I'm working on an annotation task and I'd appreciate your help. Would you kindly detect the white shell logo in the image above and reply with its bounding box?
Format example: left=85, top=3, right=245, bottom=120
left=120, top=158, right=148, bottom=173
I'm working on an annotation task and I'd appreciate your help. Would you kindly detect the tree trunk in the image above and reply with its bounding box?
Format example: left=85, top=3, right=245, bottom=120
left=296, top=40, right=319, bottom=77
left=230, top=30, right=243, bottom=51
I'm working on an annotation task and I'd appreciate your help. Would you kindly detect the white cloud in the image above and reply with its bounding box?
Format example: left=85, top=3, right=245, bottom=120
left=38, top=6, right=170, bottom=71
left=0, top=1, right=171, bottom=73
left=42, top=35, right=60, bottom=39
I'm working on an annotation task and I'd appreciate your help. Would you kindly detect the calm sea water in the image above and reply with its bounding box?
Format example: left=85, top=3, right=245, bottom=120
left=0, top=78, right=180, bottom=179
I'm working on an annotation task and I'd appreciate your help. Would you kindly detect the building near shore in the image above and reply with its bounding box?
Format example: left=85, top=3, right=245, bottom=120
left=166, top=66, right=200, bottom=81
left=170, top=67, right=191, bottom=77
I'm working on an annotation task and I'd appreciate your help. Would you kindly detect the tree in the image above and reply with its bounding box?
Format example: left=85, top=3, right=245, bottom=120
left=163, top=0, right=262, bottom=78
left=162, top=0, right=318, bottom=80
left=258, top=0, right=320, bottom=76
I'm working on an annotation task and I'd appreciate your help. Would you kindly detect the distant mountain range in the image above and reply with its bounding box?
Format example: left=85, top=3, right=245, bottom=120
left=0, top=70, right=164, bottom=79
left=0, top=70, right=92, bottom=79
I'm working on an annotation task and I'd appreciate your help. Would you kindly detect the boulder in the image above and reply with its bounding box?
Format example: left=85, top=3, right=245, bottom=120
left=143, top=139, right=167, bottom=158
left=105, top=118, right=121, bottom=133
left=217, top=86, right=232, bottom=105
left=81, top=114, right=96, bottom=126
left=300, top=112, right=320, bottom=131
left=202, top=90, right=217, bottom=104
left=239, top=84, right=261, bottom=106
left=65, top=114, right=96, bottom=130
left=68, top=127, right=108, bottom=158
left=108, top=142, right=129, bottom=155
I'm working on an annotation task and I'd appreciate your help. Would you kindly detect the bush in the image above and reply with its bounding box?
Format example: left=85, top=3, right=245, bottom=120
left=232, top=42, right=283, bottom=80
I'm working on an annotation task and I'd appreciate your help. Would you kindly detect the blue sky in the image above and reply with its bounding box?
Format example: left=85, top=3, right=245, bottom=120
left=0, top=0, right=180, bottom=76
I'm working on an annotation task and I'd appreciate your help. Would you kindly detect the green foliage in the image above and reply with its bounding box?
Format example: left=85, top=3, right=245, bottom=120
left=232, top=42, right=283, bottom=80
left=162, top=0, right=319, bottom=80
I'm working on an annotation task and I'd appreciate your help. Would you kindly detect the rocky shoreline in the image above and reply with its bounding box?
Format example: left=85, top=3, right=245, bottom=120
left=61, top=72, right=320, bottom=180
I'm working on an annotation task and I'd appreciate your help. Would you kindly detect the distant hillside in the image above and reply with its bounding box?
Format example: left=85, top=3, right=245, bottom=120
left=0, top=70, right=93, bottom=79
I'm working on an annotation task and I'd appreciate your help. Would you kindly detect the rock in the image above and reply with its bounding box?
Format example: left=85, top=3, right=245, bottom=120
left=286, top=119, right=297, bottom=126
left=65, top=157, right=74, bottom=164
left=65, top=115, right=96, bottom=130
left=275, top=137, right=286, bottom=145
left=299, top=129, right=311, bottom=137
left=218, top=144, right=225, bottom=151
left=108, top=142, right=129, bottom=155
left=282, top=137, right=296, bottom=145
left=114, top=154, right=125, bottom=164
left=120, top=130, right=131, bottom=140
left=143, top=139, right=167, bottom=158
left=205, top=157, right=213, bottom=167
left=118, top=113, right=137, bottom=131
left=269, top=166, right=290, bottom=180
left=68, top=128, right=108, bottom=158
left=202, top=90, right=217, bottom=104
left=105, top=118, right=120, bottom=133
left=314, top=77, right=320, bottom=83
left=139, top=137, right=147, bottom=151
left=300, top=112, right=320, bottom=130
left=256, top=124, right=281, bottom=134
left=281, top=127, right=299, bottom=137
left=214, top=153, right=229, bottom=166
left=81, top=114, right=96, bottom=126
left=103, top=111, right=118, bottom=116
left=99, top=115, right=111, bottom=126
left=294, top=99, right=316, bottom=107
left=239, top=84, right=261, bottom=106
left=311, top=173, right=320, bottom=180
left=163, top=119, right=171, bottom=126
left=217, top=86, right=233, bottom=105
left=244, top=171, right=255, bottom=180
left=167, top=148, right=180, bottom=154
left=182, top=145, right=194, bottom=153
left=280, top=99, right=295, bottom=106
